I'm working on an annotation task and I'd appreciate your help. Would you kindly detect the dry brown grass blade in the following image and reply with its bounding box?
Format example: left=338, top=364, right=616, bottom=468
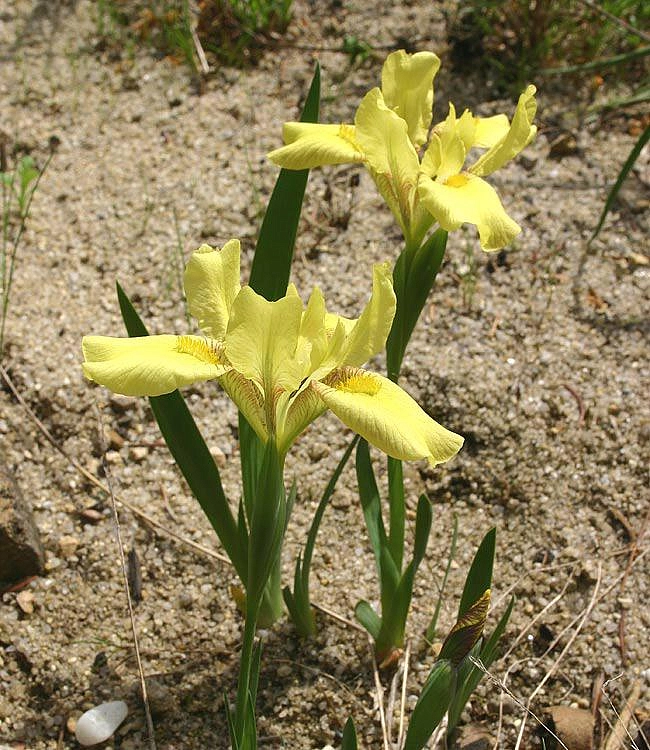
left=95, top=404, right=156, bottom=750
left=513, top=563, right=602, bottom=748
left=397, top=640, right=410, bottom=750
left=471, top=656, right=570, bottom=750
left=602, top=677, right=643, bottom=750
left=370, top=640, right=391, bottom=750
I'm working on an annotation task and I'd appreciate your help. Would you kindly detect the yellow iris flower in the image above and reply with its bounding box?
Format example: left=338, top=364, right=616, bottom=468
left=82, top=240, right=463, bottom=465
left=268, top=50, right=537, bottom=251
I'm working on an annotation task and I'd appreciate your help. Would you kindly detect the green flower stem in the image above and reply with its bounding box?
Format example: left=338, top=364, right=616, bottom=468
left=234, top=600, right=259, bottom=739
left=387, top=456, right=405, bottom=571
left=386, top=239, right=419, bottom=383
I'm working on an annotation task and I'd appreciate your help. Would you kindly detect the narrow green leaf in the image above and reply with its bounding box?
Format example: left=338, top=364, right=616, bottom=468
left=426, top=514, right=458, bottom=642
left=284, top=436, right=357, bottom=637
left=301, top=435, right=357, bottom=590
left=374, top=500, right=431, bottom=660
left=239, top=413, right=263, bottom=524
left=404, top=659, right=455, bottom=750
left=412, top=495, right=433, bottom=568
left=386, top=229, right=447, bottom=380
left=540, top=44, right=650, bottom=75
left=480, top=594, right=515, bottom=667
left=249, top=63, right=320, bottom=301
left=591, top=123, right=650, bottom=243
left=224, top=692, right=239, bottom=750
left=355, top=600, right=381, bottom=640
left=458, top=527, right=496, bottom=618
left=341, top=717, right=358, bottom=750
left=116, top=282, right=246, bottom=578
left=249, top=640, right=263, bottom=705
left=356, top=439, right=386, bottom=570
left=282, top=553, right=315, bottom=637
left=379, top=543, right=401, bottom=613
left=242, top=695, right=257, bottom=750
left=387, top=456, right=405, bottom=571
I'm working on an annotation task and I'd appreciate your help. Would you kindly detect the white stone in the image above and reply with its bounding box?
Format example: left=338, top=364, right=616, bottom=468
left=75, top=700, right=128, bottom=746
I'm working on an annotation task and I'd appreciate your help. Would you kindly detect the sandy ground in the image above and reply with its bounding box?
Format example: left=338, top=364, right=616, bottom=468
left=0, top=1, right=648, bottom=748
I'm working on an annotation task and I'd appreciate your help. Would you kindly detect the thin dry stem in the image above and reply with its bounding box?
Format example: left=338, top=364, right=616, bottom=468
left=513, top=563, right=602, bottom=749
left=602, top=676, right=643, bottom=750
left=397, top=640, right=410, bottom=750
left=502, top=565, right=578, bottom=660
left=95, top=404, right=156, bottom=750
left=471, top=656, right=569, bottom=750
left=371, top=641, right=391, bottom=750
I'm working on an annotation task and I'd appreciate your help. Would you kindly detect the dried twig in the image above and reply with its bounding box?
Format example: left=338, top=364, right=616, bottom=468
left=191, top=26, right=210, bottom=74
left=96, top=405, right=156, bottom=750
left=371, top=641, right=391, bottom=750
left=562, top=382, right=586, bottom=424
left=602, top=676, right=642, bottom=750
left=385, top=660, right=401, bottom=746
left=504, top=565, right=578, bottom=659
left=159, top=482, right=179, bottom=524
left=471, top=657, right=569, bottom=750
left=513, top=563, right=602, bottom=749
left=311, top=601, right=365, bottom=633
left=397, top=640, right=410, bottom=750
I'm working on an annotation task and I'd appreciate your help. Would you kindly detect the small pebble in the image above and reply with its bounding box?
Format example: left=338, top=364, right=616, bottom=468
left=75, top=701, right=128, bottom=746
left=58, top=535, right=79, bottom=558
left=129, top=446, right=148, bottom=462
left=210, top=446, right=227, bottom=467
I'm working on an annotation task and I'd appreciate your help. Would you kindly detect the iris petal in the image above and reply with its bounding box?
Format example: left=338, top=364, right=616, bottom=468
left=470, top=85, right=537, bottom=177
left=184, top=239, right=241, bottom=339
left=380, top=50, right=441, bottom=149
left=418, top=173, right=520, bottom=251
left=82, top=334, right=229, bottom=397
left=267, top=123, right=363, bottom=169
left=312, top=368, right=463, bottom=466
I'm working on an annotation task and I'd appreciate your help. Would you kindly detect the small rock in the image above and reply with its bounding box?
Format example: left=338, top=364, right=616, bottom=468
left=75, top=701, right=128, bottom=746
left=544, top=705, right=594, bottom=750
left=16, top=590, right=34, bottom=614
left=105, top=427, right=124, bottom=450
left=109, top=395, right=134, bottom=413
left=129, top=446, right=148, bottom=462
left=79, top=508, right=104, bottom=524
left=518, top=154, right=537, bottom=171
left=308, top=442, right=329, bottom=461
left=144, top=679, right=176, bottom=717
left=210, top=445, right=227, bottom=467
left=66, top=713, right=80, bottom=734
left=0, top=461, right=45, bottom=587
left=105, top=450, right=122, bottom=464
left=549, top=132, right=579, bottom=159
left=458, top=723, right=493, bottom=749
left=58, top=535, right=79, bottom=558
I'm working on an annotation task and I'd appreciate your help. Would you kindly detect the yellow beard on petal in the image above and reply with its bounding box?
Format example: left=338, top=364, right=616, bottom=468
left=332, top=368, right=381, bottom=396
left=445, top=173, right=469, bottom=188
left=177, top=335, right=226, bottom=366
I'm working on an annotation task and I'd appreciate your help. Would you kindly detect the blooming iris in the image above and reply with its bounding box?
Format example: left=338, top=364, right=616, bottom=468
left=82, top=240, right=463, bottom=465
left=268, top=50, right=537, bottom=251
